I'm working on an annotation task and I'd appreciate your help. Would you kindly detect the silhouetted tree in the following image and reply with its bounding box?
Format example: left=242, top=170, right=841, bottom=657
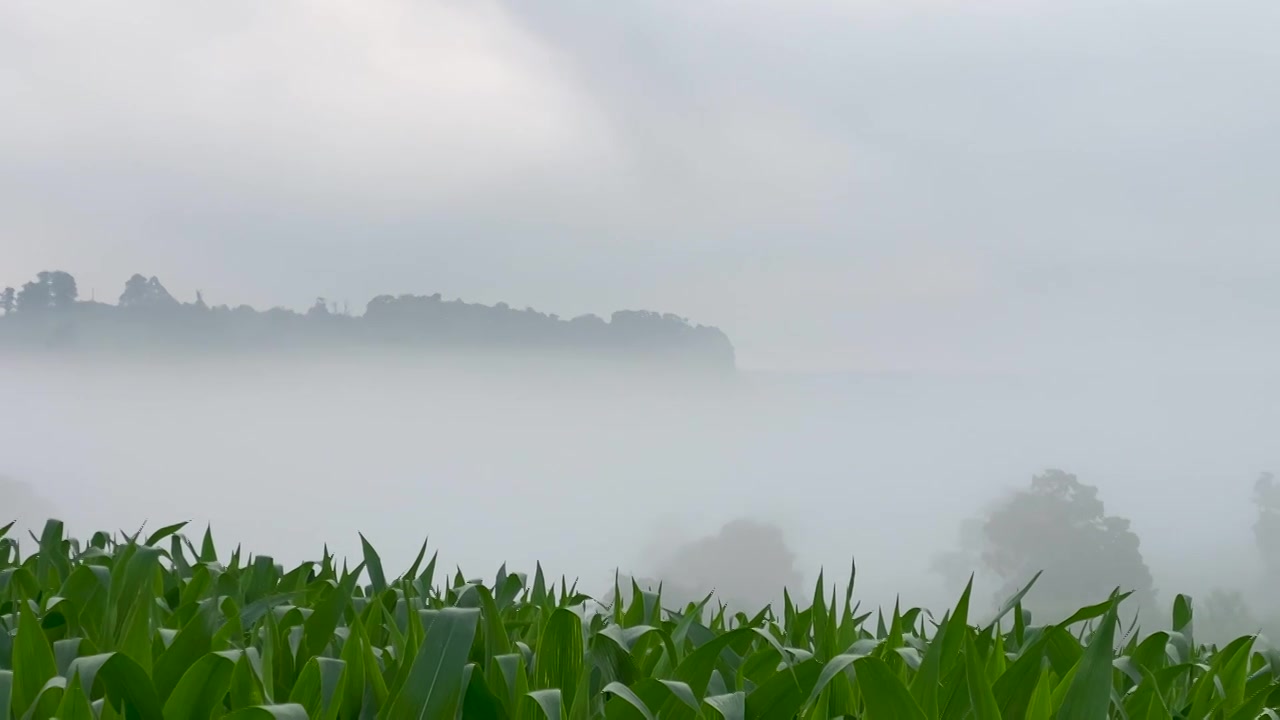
left=119, top=274, right=178, bottom=309
left=0, top=270, right=736, bottom=368
left=1198, top=588, right=1261, bottom=644
left=16, top=275, right=52, bottom=312
left=48, top=271, right=77, bottom=309
left=0, top=287, right=14, bottom=315
left=930, top=516, right=985, bottom=591
left=982, top=469, right=1155, bottom=618
left=653, top=518, right=804, bottom=611
left=14, top=271, right=77, bottom=312
left=1253, top=472, right=1280, bottom=589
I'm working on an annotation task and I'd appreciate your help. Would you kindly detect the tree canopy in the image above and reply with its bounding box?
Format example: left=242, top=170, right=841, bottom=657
left=933, top=469, right=1158, bottom=620
left=0, top=270, right=735, bottom=369
left=983, top=469, right=1155, bottom=618
left=1253, top=472, right=1280, bottom=588
left=650, top=518, right=805, bottom=611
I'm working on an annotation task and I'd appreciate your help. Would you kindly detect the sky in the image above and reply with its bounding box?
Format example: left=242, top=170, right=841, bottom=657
left=3, top=0, right=1278, bottom=372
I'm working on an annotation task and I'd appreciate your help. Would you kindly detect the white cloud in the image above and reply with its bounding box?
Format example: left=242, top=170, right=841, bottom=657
left=0, top=0, right=614, bottom=204
left=2, top=0, right=1279, bottom=371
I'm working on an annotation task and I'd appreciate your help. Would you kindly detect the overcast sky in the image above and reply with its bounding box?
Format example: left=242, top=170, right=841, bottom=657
left=3, top=0, right=1277, bottom=372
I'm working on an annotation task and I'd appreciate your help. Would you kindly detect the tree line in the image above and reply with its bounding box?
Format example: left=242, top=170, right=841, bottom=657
left=0, top=271, right=735, bottom=368
left=930, top=468, right=1280, bottom=639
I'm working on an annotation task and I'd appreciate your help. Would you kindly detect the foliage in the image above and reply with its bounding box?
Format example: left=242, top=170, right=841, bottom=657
left=651, top=519, right=804, bottom=611
left=15, top=271, right=77, bottom=313
left=1253, top=473, right=1280, bottom=588
left=119, top=275, right=179, bottom=310
left=981, top=469, right=1156, bottom=619
left=0, top=271, right=734, bottom=368
left=2, top=519, right=1277, bottom=719
left=1197, top=589, right=1262, bottom=644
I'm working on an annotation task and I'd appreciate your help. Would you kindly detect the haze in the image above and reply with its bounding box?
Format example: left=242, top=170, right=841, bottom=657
left=3, top=0, right=1279, bottom=622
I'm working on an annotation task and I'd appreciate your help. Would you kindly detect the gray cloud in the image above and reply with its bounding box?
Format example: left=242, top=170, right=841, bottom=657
left=2, top=0, right=1278, bottom=370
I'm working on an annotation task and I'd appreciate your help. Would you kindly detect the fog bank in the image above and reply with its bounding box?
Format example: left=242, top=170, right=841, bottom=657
left=3, top=357, right=1276, bottom=619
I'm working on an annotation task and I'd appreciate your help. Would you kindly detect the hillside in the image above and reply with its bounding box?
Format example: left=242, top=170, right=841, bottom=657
left=0, top=271, right=735, bottom=370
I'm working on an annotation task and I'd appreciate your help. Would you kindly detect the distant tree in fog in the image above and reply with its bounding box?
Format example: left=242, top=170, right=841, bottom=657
left=982, top=469, right=1155, bottom=619
left=48, top=271, right=78, bottom=309
left=1198, top=588, right=1261, bottom=643
left=14, top=271, right=77, bottom=312
left=16, top=273, right=52, bottom=312
left=0, top=270, right=735, bottom=368
left=652, top=518, right=804, bottom=611
left=119, top=274, right=179, bottom=309
left=1253, top=472, right=1280, bottom=588
left=930, top=516, right=985, bottom=590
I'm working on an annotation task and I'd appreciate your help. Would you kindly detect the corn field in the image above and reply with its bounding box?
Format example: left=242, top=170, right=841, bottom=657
left=1, top=519, right=1276, bottom=719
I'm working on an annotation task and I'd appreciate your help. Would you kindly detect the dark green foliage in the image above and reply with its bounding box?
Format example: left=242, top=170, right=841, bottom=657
left=0, top=519, right=1275, bottom=718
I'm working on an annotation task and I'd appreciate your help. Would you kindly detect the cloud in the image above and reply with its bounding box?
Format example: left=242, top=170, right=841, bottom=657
left=1, top=1, right=612, bottom=193
left=2, top=0, right=1278, bottom=371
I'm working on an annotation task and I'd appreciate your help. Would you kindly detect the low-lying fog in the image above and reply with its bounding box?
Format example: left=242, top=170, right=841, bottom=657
left=3, top=357, right=1277, bottom=623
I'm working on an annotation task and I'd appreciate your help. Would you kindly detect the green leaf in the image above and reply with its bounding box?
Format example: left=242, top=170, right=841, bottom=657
left=601, top=681, right=655, bottom=720
left=55, top=672, right=96, bottom=720
left=288, top=657, right=346, bottom=720
left=221, top=703, right=311, bottom=719
left=36, top=519, right=71, bottom=589
left=228, top=649, right=268, bottom=710
left=984, top=571, right=1041, bottom=633
left=534, top=608, right=584, bottom=703
left=1057, top=601, right=1119, bottom=720
left=338, top=614, right=370, bottom=719
left=303, top=561, right=365, bottom=659
left=459, top=663, right=506, bottom=720
left=1172, top=594, right=1193, bottom=634
left=703, top=692, right=745, bottom=720
left=360, top=534, right=388, bottom=597
left=199, top=526, right=217, bottom=563
left=964, top=632, right=1002, bottom=720
left=990, top=637, right=1045, bottom=719
left=1057, top=592, right=1131, bottom=628
left=1024, top=666, right=1053, bottom=720
left=672, top=627, right=754, bottom=698
left=53, top=637, right=83, bottom=678
left=12, top=604, right=57, bottom=718
left=910, top=612, right=948, bottom=718
left=163, top=652, right=236, bottom=720
left=744, top=657, right=821, bottom=720
left=145, top=522, right=190, bottom=548
left=25, top=675, right=68, bottom=720
left=853, top=656, right=927, bottom=720
left=0, top=670, right=11, bottom=720
left=68, top=652, right=164, bottom=720
left=525, top=688, right=563, bottom=720
left=938, top=578, right=973, bottom=679
left=476, top=585, right=513, bottom=663
left=383, top=606, right=481, bottom=719
left=803, top=652, right=861, bottom=711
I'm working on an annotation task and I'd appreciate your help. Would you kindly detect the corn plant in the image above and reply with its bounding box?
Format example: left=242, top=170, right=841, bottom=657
left=1, top=518, right=1277, bottom=719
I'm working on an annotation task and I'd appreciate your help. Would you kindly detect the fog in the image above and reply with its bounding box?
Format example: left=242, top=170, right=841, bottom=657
left=5, top=0, right=1280, bottom=373
left=4, top=356, right=1276, bottom=621
left=3, top=0, right=1280, bottom=633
